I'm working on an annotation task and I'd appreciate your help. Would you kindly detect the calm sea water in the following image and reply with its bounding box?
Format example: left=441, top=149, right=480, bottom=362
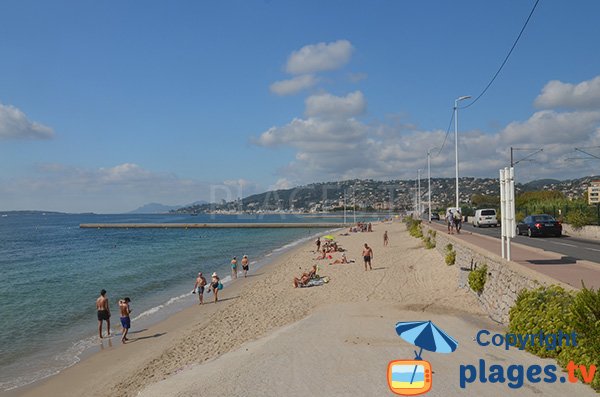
left=0, top=212, right=378, bottom=391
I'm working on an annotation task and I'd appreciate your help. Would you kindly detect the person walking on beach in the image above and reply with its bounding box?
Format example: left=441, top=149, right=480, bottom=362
left=316, top=237, right=321, bottom=253
left=118, top=297, right=131, bottom=344
left=383, top=231, right=389, bottom=247
left=209, top=272, right=221, bottom=303
left=231, top=257, right=238, bottom=279
left=96, top=289, right=111, bottom=339
left=362, top=243, right=373, bottom=271
left=241, top=255, right=249, bottom=278
left=193, top=272, right=207, bottom=305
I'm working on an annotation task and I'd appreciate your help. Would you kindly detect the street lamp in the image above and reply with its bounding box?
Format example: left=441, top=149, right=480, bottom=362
left=417, top=169, right=422, bottom=217
left=454, top=95, right=471, bottom=209
left=427, top=147, right=440, bottom=222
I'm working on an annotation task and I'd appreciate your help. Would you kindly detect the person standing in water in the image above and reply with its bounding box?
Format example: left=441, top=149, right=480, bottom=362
left=241, top=255, right=249, bottom=278
left=192, top=272, right=207, bottom=305
left=96, top=289, right=111, bottom=339
left=118, top=297, right=131, bottom=344
left=231, top=256, right=238, bottom=279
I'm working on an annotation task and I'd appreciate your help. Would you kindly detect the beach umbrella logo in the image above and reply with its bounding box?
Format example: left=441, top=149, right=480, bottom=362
left=387, top=321, right=458, bottom=396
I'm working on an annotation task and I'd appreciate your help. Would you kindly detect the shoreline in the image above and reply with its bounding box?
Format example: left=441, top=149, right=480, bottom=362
left=4, top=227, right=334, bottom=396
left=10, top=220, right=596, bottom=396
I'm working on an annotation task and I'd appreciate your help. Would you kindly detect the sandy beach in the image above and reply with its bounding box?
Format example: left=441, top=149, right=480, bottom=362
left=12, top=221, right=596, bottom=396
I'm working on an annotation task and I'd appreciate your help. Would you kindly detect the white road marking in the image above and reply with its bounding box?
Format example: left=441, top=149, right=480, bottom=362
left=584, top=247, right=600, bottom=252
left=549, top=241, right=577, bottom=247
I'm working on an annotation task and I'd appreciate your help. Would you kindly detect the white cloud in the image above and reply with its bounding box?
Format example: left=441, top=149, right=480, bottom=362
left=254, top=77, right=600, bottom=184
left=0, top=103, right=54, bottom=140
left=0, top=163, right=264, bottom=213
left=286, top=40, right=354, bottom=75
left=269, top=178, right=294, bottom=191
left=535, top=75, right=600, bottom=109
left=269, top=75, right=317, bottom=96
left=305, top=91, right=366, bottom=118
left=500, top=110, right=600, bottom=144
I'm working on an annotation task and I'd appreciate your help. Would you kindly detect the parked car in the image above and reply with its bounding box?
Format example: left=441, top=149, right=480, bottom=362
left=472, top=208, right=498, bottom=227
left=430, top=213, right=440, bottom=221
left=516, top=214, right=562, bottom=237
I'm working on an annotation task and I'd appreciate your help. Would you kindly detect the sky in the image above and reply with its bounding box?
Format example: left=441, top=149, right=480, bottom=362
left=1, top=0, right=600, bottom=213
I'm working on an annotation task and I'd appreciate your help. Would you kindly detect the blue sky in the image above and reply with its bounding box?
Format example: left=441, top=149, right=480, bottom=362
left=1, top=0, right=600, bottom=213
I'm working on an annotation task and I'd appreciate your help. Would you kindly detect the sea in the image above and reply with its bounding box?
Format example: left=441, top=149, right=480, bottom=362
left=0, top=212, right=380, bottom=392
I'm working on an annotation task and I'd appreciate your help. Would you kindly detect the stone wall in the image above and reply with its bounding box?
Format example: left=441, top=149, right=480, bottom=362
left=562, top=224, right=600, bottom=240
left=423, top=225, right=573, bottom=325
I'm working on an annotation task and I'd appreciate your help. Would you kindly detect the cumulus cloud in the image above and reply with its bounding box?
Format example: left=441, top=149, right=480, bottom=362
left=286, top=40, right=354, bottom=75
left=254, top=78, right=600, bottom=184
left=0, top=103, right=54, bottom=140
left=305, top=91, right=366, bottom=118
left=269, top=75, right=318, bottom=96
left=535, top=75, right=600, bottom=109
left=500, top=110, right=600, bottom=144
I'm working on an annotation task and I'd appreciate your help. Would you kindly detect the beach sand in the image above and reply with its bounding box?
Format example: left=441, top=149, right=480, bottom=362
left=13, top=221, right=596, bottom=396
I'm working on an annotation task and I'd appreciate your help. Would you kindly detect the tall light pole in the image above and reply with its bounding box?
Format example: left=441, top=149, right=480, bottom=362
left=454, top=95, right=471, bottom=209
left=417, top=169, right=422, bottom=217
left=427, top=147, right=440, bottom=222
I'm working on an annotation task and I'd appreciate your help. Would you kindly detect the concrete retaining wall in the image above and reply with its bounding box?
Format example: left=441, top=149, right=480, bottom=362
left=562, top=224, right=600, bottom=240
left=422, top=225, right=573, bottom=325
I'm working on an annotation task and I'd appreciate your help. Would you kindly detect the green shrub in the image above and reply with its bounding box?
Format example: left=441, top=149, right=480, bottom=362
left=407, top=219, right=423, bottom=238
left=423, top=230, right=436, bottom=249
left=566, top=208, right=592, bottom=230
left=444, top=243, right=456, bottom=266
left=508, top=285, right=600, bottom=391
left=468, top=264, right=487, bottom=294
left=568, top=286, right=600, bottom=390
left=509, top=286, right=575, bottom=359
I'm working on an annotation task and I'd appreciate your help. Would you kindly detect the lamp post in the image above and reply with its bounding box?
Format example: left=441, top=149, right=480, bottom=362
left=454, top=95, right=471, bottom=209
left=417, top=169, right=422, bottom=217
left=427, top=147, right=440, bottom=222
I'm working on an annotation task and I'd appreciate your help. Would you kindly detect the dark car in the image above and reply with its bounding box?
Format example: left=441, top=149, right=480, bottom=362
left=516, top=214, right=562, bottom=237
left=430, top=213, right=440, bottom=221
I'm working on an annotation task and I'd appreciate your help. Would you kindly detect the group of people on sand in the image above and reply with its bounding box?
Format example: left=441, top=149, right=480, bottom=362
left=349, top=222, right=373, bottom=233
left=295, top=232, right=377, bottom=287
left=95, top=289, right=132, bottom=344
left=446, top=209, right=462, bottom=234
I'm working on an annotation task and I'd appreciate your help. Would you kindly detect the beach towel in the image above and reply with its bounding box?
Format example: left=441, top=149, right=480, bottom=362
left=300, top=276, right=330, bottom=288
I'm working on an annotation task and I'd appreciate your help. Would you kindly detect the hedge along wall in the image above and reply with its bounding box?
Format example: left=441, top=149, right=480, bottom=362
left=422, top=224, right=575, bottom=324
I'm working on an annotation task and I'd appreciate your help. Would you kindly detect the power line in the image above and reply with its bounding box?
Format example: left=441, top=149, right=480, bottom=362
left=436, top=109, right=455, bottom=156
left=461, top=0, right=541, bottom=109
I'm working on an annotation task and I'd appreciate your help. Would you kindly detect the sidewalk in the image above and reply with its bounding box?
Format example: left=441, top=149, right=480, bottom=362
left=426, top=222, right=600, bottom=290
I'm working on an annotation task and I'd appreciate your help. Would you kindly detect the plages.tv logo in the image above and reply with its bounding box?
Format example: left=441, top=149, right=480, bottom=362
left=387, top=321, right=458, bottom=396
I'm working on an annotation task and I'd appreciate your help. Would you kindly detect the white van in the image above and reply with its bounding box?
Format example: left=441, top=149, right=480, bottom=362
left=472, top=208, right=498, bottom=227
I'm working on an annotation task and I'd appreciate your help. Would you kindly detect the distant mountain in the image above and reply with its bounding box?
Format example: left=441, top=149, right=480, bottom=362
left=521, top=179, right=561, bottom=191
left=174, top=175, right=597, bottom=214
left=129, top=201, right=208, bottom=214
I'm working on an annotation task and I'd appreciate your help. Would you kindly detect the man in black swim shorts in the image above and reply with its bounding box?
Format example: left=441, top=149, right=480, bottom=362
left=96, top=289, right=111, bottom=338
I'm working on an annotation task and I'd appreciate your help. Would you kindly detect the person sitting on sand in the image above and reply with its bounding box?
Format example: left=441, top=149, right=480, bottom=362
left=330, top=254, right=350, bottom=265
left=293, top=265, right=318, bottom=288
left=208, top=272, right=220, bottom=303
left=315, top=248, right=327, bottom=260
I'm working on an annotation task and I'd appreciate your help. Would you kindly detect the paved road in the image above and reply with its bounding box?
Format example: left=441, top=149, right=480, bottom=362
left=432, top=220, right=600, bottom=264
